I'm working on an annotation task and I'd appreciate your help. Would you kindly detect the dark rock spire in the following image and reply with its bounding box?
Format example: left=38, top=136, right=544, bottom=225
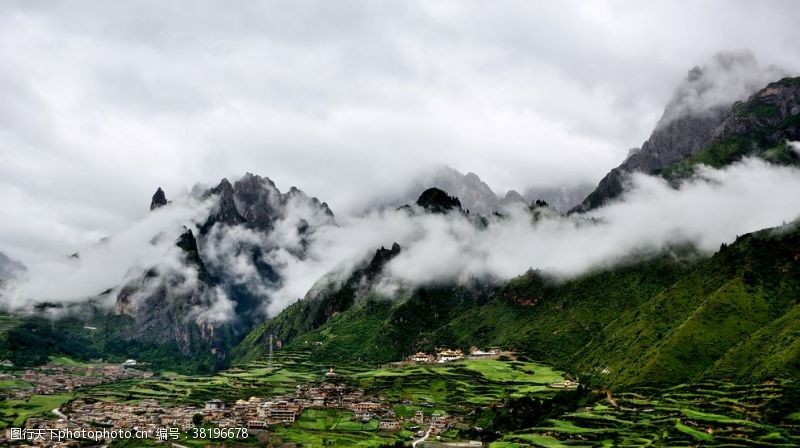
left=150, top=187, right=168, bottom=210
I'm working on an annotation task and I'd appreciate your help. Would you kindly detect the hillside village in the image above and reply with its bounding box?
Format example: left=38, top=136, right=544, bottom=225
left=3, top=350, right=521, bottom=446
left=57, top=381, right=458, bottom=433
left=0, top=362, right=151, bottom=400
left=406, top=347, right=504, bottom=364
left=6, top=379, right=460, bottom=446
left=0, top=346, right=589, bottom=446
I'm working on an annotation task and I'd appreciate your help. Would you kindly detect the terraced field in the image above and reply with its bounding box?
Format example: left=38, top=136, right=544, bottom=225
left=6, top=349, right=797, bottom=447
left=83, top=348, right=349, bottom=405
left=495, top=380, right=800, bottom=447
left=81, top=349, right=568, bottom=414
left=354, top=358, right=565, bottom=412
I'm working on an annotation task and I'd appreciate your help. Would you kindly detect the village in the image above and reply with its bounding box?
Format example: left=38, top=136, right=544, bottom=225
left=59, top=380, right=457, bottom=432
left=8, top=379, right=460, bottom=446
left=1, top=347, right=579, bottom=446
left=404, top=347, right=503, bottom=364
left=0, top=360, right=152, bottom=400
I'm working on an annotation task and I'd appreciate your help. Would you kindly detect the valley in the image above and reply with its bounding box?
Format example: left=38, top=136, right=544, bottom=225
left=1, top=53, right=799, bottom=448
left=2, top=348, right=798, bottom=447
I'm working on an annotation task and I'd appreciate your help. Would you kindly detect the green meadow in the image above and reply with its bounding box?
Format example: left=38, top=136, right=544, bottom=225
left=0, top=393, right=75, bottom=429
left=354, top=358, right=565, bottom=409
left=493, top=379, right=800, bottom=447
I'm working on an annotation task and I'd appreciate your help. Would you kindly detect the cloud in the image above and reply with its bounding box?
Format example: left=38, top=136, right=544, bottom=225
left=0, top=197, right=212, bottom=309
left=191, top=287, right=236, bottom=325
left=1, top=1, right=800, bottom=266
left=789, top=141, right=800, bottom=155
left=658, top=50, right=784, bottom=126
left=259, top=158, right=800, bottom=314
left=1, top=2, right=800, bottom=320
left=3, top=158, right=799, bottom=321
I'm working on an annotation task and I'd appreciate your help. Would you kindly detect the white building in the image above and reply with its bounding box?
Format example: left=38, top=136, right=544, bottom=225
left=205, top=399, right=226, bottom=410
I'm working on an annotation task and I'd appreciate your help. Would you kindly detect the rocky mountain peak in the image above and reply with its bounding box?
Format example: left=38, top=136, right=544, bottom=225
left=416, top=187, right=463, bottom=213
left=201, top=178, right=243, bottom=229
left=658, top=50, right=783, bottom=127
left=118, top=173, right=339, bottom=362
left=501, top=190, right=528, bottom=206
left=714, top=77, right=800, bottom=141
left=150, top=187, right=168, bottom=210
left=572, top=55, right=791, bottom=214
left=365, top=243, right=402, bottom=281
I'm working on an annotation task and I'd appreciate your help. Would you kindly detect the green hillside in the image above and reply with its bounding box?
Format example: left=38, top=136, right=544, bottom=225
left=577, top=224, right=800, bottom=385
left=233, top=221, right=800, bottom=388
left=0, top=309, right=220, bottom=374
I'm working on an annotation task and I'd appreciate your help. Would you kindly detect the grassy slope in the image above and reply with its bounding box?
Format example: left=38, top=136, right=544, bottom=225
left=430, top=253, right=693, bottom=368
left=234, top=281, right=497, bottom=366
left=576, top=224, right=800, bottom=386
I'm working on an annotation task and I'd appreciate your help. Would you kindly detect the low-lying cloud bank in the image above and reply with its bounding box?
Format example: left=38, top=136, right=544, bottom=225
left=263, top=158, right=800, bottom=314
left=0, top=198, right=213, bottom=309
left=2, top=158, right=800, bottom=319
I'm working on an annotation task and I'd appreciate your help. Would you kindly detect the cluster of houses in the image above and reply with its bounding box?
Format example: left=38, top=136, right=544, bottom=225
left=409, top=347, right=502, bottom=364
left=5, top=378, right=461, bottom=446
left=410, top=410, right=455, bottom=435
left=61, top=398, right=209, bottom=432
left=231, top=382, right=396, bottom=429
left=46, top=383, right=401, bottom=434
left=0, top=348, right=517, bottom=446
left=547, top=379, right=580, bottom=389
left=0, top=362, right=151, bottom=399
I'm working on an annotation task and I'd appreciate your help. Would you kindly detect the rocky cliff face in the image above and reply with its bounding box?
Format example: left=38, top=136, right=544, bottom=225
left=573, top=110, right=726, bottom=212
left=715, top=78, right=800, bottom=142
left=231, top=240, right=404, bottom=362
left=114, top=173, right=336, bottom=365
left=573, top=54, right=795, bottom=213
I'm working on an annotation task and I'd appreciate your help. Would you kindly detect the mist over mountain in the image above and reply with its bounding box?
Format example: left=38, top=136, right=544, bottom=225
left=523, top=183, right=595, bottom=213
left=1, top=55, right=799, bottom=379
left=573, top=51, right=793, bottom=213
left=4, top=4, right=800, bottom=444
left=362, top=166, right=591, bottom=215
left=364, top=166, right=513, bottom=215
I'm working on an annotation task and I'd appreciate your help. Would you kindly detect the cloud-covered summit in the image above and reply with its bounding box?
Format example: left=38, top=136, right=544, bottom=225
left=658, top=50, right=784, bottom=127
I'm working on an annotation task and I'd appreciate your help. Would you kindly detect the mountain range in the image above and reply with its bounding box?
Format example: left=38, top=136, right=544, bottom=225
left=572, top=51, right=796, bottom=212
left=0, top=62, right=799, bottom=388
left=233, top=69, right=800, bottom=386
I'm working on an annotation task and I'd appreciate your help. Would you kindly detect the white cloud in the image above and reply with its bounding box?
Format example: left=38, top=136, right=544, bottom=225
left=3, top=158, right=799, bottom=321
left=262, top=159, right=800, bottom=314
left=1, top=2, right=799, bottom=320
left=657, top=50, right=785, bottom=126
left=1, top=1, right=799, bottom=265
left=0, top=197, right=212, bottom=308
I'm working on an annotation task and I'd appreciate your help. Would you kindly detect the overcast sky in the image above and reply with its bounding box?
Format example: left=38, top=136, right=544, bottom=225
left=1, top=0, right=799, bottom=263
